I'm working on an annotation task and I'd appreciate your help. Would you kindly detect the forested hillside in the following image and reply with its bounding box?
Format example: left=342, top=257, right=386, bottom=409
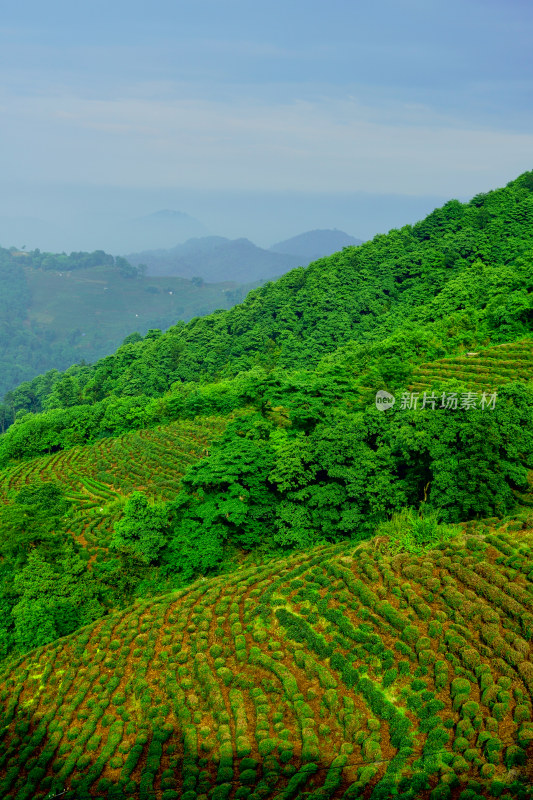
left=0, top=171, right=532, bottom=799
left=6, top=170, right=531, bottom=422
left=0, top=247, right=244, bottom=401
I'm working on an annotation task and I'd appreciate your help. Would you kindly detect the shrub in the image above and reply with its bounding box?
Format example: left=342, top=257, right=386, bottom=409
left=239, top=769, right=257, bottom=785
left=375, top=506, right=460, bottom=553
left=112, top=694, right=126, bottom=706
left=461, top=701, right=480, bottom=719
left=258, top=738, right=277, bottom=757
left=217, top=667, right=233, bottom=686
left=430, top=785, right=451, bottom=800
left=492, top=703, right=508, bottom=721
left=86, top=734, right=101, bottom=752
left=504, top=745, right=526, bottom=767
left=76, top=754, right=91, bottom=769
left=434, top=662, right=448, bottom=690
left=453, top=736, right=469, bottom=752
left=517, top=722, right=533, bottom=748
left=497, top=676, right=512, bottom=690
left=383, top=667, right=397, bottom=687
left=452, top=755, right=468, bottom=772
left=450, top=678, right=471, bottom=697
left=452, top=692, right=470, bottom=712
left=463, top=747, right=480, bottom=763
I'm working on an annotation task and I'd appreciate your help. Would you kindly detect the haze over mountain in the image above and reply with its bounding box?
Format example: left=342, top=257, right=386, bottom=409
left=126, top=236, right=296, bottom=283
left=0, top=216, right=62, bottom=251
left=0, top=224, right=362, bottom=396
left=270, top=228, right=362, bottom=261
left=0, top=245, right=249, bottom=400
left=115, top=209, right=209, bottom=252
left=126, top=229, right=361, bottom=282
left=0, top=185, right=456, bottom=256
left=0, top=209, right=208, bottom=255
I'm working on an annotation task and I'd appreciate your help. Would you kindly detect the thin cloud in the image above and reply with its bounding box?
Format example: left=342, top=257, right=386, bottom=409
left=1, top=89, right=531, bottom=196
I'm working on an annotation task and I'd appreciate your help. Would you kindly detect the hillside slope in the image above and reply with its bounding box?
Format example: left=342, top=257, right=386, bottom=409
left=0, top=414, right=228, bottom=553
left=408, top=339, right=533, bottom=394
left=0, top=174, right=532, bottom=800
left=0, top=247, right=245, bottom=400
left=270, top=228, right=363, bottom=260
left=126, top=237, right=300, bottom=283
left=1, top=530, right=533, bottom=799
left=0, top=413, right=238, bottom=661
left=8, top=170, right=531, bottom=416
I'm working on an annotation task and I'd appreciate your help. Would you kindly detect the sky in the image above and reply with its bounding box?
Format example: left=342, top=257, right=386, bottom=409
left=0, top=0, right=532, bottom=251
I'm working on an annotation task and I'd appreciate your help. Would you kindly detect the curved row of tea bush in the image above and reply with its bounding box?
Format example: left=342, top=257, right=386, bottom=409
left=410, top=338, right=533, bottom=394
left=1, top=529, right=532, bottom=799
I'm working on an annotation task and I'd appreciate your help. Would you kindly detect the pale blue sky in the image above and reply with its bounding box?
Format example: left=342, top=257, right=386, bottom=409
left=1, top=0, right=532, bottom=249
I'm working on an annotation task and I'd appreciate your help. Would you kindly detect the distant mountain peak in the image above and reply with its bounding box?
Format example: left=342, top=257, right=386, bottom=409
left=118, top=210, right=209, bottom=251
left=124, top=229, right=365, bottom=284
left=270, top=229, right=362, bottom=261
